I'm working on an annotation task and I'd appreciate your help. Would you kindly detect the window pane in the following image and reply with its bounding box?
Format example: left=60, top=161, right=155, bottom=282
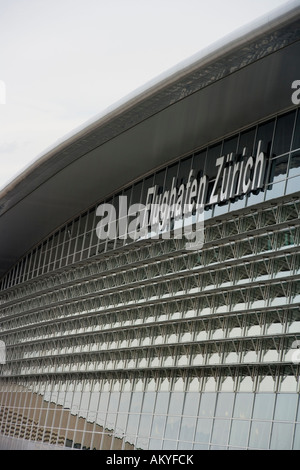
left=138, top=414, right=153, bottom=438
left=289, top=150, right=300, bottom=177
left=151, top=415, right=166, bottom=438
left=179, top=417, right=197, bottom=442
left=142, top=392, right=156, bottom=414
left=215, top=393, right=234, bottom=418
left=274, top=394, right=298, bottom=421
left=211, top=419, right=231, bottom=446
left=183, top=392, right=200, bottom=416
left=164, top=416, right=181, bottom=440
left=130, top=392, right=143, bottom=413
left=292, top=110, right=300, bottom=150
left=249, top=421, right=272, bottom=449
left=168, top=392, right=184, bottom=416
left=198, top=393, right=217, bottom=417
left=268, top=155, right=289, bottom=183
left=154, top=393, right=169, bottom=414
left=252, top=394, right=275, bottom=420
left=270, top=422, right=294, bottom=450
left=286, top=175, right=300, bottom=195
left=293, top=424, right=300, bottom=450
left=255, top=119, right=275, bottom=156
left=195, top=418, right=212, bottom=443
left=233, top=393, right=254, bottom=419
left=229, top=420, right=250, bottom=447
left=272, top=111, right=295, bottom=156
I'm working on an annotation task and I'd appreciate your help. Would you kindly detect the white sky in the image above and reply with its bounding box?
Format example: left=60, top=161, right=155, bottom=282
left=0, top=0, right=293, bottom=190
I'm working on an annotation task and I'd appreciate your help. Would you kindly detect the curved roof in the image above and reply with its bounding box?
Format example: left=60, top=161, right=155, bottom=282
left=1, top=0, right=300, bottom=278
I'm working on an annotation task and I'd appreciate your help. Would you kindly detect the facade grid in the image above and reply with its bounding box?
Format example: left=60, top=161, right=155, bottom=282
left=0, top=105, right=300, bottom=446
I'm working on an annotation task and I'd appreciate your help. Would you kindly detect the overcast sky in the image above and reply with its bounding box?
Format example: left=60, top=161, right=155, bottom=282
left=0, top=0, right=293, bottom=190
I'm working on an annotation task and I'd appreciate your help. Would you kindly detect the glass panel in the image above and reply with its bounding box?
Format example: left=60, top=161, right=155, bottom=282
left=198, top=393, right=217, bottom=417
left=108, top=392, right=120, bottom=413
left=126, top=413, right=140, bottom=436
left=288, top=150, right=300, bottom=178
left=183, top=392, right=200, bottom=417
left=138, top=414, right=153, bottom=438
left=215, top=393, right=234, bottom=418
left=254, top=119, right=275, bottom=157
left=229, top=420, right=250, bottom=447
left=268, top=155, right=289, bottom=183
left=270, top=422, right=294, bottom=450
left=274, top=394, right=298, bottom=421
left=286, top=175, right=300, bottom=195
left=265, top=180, right=285, bottom=200
left=238, top=127, right=256, bottom=156
left=272, top=111, right=295, bottom=156
left=205, top=144, right=222, bottom=178
left=233, top=393, right=254, bottom=419
left=252, top=394, right=275, bottom=420
left=151, top=415, right=166, bottom=438
left=179, top=417, right=197, bottom=442
left=168, top=392, right=184, bottom=416
left=154, top=392, right=169, bottom=414
left=211, top=419, right=231, bottom=446
left=249, top=421, right=272, bottom=449
left=142, top=392, right=156, bottom=414
left=292, top=110, right=300, bottom=150
left=194, top=418, right=212, bottom=443
left=118, top=393, right=131, bottom=413
left=130, top=392, right=143, bottom=413
left=293, top=424, right=300, bottom=450
left=164, top=416, right=181, bottom=440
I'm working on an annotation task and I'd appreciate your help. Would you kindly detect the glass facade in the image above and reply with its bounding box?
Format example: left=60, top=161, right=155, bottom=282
left=0, top=107, right=300, bottom=450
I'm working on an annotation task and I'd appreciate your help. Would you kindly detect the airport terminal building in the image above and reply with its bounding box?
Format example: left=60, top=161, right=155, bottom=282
left=1, top=2, right=300, bottom=450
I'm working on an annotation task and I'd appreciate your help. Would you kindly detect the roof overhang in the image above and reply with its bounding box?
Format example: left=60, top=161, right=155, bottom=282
left=1, top=1, right=300, bottom=278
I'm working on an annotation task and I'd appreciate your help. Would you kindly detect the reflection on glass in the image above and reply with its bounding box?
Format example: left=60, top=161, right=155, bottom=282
left=249, top=421, right=271, bottom=449
left=215, top=393, right=234, bottom=418
left=269, top=155, right=289, bottom=183
left=272, top=111, right=295, bottom=156
left=286, top=175, right=300, bottom=195
left=265, top=181, right=285, bottom=201
left=151, top=415, right=166, bottom=438
left=198, top=393, right=217, bottom=417
left=233, top=393, right=254, bottom=419
left=288, top=151, right=300, bottom=177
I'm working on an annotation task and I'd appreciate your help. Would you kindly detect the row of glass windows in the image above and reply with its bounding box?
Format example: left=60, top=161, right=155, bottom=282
left=1, top=388, right=300, bottom=449
left=1, top=107, right=300, bottom=291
